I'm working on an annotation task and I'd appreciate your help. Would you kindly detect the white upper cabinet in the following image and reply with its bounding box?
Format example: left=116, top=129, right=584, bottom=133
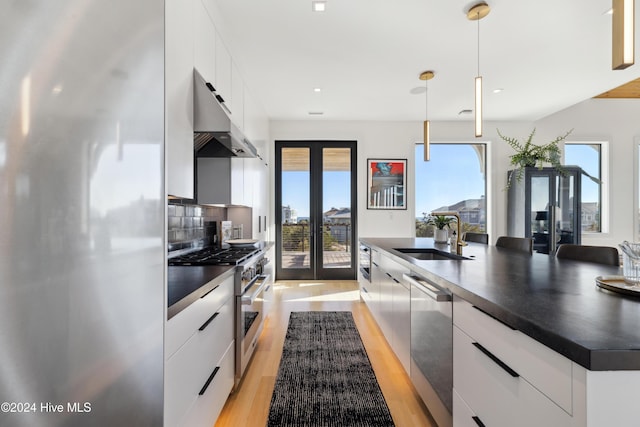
left=231, top=61, right=245, bottom=130
left=166, top=0, right=194, bottom=199
left=215, top=34, right=232, bottom=111
left=193, top=0, right=216, bottom=85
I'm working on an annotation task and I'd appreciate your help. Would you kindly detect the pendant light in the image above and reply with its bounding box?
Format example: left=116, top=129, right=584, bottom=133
left=419, top=70, right=435, bottom=161
left=467, top=2, right=490, bottom=138
left=612, top=0, right=635, bottom=69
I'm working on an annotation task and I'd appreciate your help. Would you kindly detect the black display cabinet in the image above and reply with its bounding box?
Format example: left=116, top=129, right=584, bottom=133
left=507, top=166, right=582, bottom=254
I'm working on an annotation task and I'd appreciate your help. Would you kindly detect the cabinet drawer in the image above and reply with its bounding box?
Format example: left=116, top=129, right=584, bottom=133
left=166, top=274, right=234, bottom=358
left=360, top=282, right=372, bottom=302
left=179, top=341, right=235, bottom=427
left=380, top=253, right=409, bottom=282
left=165, top=297, right=234, bottom=427
left=454, top=326, right=520, bottom=427
left=453, top=390, right=480, bottom=427
left=453, top=297, right=572, bottom=413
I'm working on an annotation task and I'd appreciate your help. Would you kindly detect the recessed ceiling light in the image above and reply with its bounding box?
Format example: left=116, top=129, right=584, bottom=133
left=52, top=84, right=63, bottom=95
left=493, top=88, right=504, bottom=93
left=312, top=1, right=326, bottom=12
left=308, top=111, right=324, bottom=115
left=313, top=87, right=322, bottom=93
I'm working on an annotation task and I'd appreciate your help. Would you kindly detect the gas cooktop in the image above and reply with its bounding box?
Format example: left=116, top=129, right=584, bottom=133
left=168, top=247, right=260, bottom=266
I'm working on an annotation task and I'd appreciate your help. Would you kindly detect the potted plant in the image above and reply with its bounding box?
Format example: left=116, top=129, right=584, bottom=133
left=426, top=215, right=456, bottom=243
left=498, top=128, right=572, bottom=189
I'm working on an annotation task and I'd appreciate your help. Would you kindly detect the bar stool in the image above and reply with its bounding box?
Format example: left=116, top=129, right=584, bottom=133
left=495, top=236, right=533, bottom=254
left=555, top=244, right=619, bottom=266
left=463, top=232, right=489, bottom=245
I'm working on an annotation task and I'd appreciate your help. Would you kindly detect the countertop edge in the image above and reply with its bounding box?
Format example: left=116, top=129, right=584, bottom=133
left=167, top=266, right=236, bottom=320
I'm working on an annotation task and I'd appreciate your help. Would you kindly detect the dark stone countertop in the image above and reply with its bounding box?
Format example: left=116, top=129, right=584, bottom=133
left=167, top=265, right=235, bottom=320
left=166, top=242, right=273, bottom=320
left=360, top=237, right=640, bottom=371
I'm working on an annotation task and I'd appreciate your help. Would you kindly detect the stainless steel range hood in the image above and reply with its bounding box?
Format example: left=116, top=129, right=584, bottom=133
left=193, top=69, right=257, bottom=158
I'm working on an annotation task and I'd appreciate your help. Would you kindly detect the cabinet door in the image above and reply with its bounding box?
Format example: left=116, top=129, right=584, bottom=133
left=230, top=157, right=245, bottom=205
left=165, top=294, right=234, bottom=427
left=193, top=0, right=216, bottom=84
left=392, top=280, right=411, bottom=374
left=214, top=32, right=232, bottom=110
left=453, top=391, right=481, bottom=427
left=368, top=251, right=382, bottom=318
left=166, top=0, right=194, bottom=199
left=376, top=267, right=393, bottom=344
left=231, top=61, right=244, bottom=130
left=178, top=341, right=234, bottom=427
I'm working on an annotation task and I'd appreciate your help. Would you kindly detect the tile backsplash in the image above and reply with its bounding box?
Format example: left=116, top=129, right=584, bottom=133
left=168, top=201, right=225, bottom=252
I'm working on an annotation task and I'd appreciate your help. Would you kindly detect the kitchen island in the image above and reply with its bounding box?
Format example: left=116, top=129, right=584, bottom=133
left=361, top=237, right=640, bottom=427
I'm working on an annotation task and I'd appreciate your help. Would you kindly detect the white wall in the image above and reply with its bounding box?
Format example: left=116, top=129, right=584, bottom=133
left=272, top=97, right=640, bottom=248
left=270, top=120, right=535, bottom=243
left=535, top=98, right=640, bottom=246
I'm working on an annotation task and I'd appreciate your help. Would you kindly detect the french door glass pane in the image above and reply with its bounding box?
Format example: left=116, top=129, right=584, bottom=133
left=322, top=148, right=352, bottom=269
left=281, top=147, right=310, bottom=269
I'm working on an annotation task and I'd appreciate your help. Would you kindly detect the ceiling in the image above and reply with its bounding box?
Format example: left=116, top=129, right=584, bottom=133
left=214, top=0, right=640, bottom=122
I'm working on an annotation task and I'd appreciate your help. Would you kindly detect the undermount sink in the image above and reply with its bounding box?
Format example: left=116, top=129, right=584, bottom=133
left=393, top=248, right=470, bottom=261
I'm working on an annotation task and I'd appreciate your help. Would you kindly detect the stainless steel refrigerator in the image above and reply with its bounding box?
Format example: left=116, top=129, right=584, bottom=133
left=0, top=1, right=165, bottom=425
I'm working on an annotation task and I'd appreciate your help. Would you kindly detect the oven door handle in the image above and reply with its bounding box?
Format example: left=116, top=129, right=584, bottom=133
left=241, top=274, right=271, bottom=305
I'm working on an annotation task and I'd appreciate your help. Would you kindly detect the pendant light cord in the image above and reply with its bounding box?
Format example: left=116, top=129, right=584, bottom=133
left=425, top=78, right=428, bottom=119
left=477, top=11, right=480, bottom=76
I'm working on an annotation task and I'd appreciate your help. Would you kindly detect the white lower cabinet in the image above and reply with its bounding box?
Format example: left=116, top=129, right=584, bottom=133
left=165, top=275, right=235, bottom=427
left=391, top=279, right=410, bottom=373
left=454, top=326, right=573, bottom=427
left=179, top=341, right=234, bottom=427
left=453, top=296, right=580, bottom=427
left=363, top=250, right=410, bottom=374
left=453, top=390, right=479, bottom=427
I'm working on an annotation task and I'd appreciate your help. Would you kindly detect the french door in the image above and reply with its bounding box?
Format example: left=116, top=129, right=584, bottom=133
left=275, top=141, right=357, bottom=280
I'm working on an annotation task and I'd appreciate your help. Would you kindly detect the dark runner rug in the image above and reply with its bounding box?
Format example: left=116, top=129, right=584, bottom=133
left=267, top=311, right=395, bottom=427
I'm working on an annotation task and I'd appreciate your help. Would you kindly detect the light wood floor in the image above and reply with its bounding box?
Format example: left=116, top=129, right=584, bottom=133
left=215, top=280, right=436, bottom=427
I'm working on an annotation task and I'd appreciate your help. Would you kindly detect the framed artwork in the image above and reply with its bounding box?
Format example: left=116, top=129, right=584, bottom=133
left=367, top=159, right=407, bottom=210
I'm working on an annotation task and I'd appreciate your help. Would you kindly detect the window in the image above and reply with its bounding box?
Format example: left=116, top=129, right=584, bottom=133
left=415, top=143, right=487, bottom=237
left=564, top=142, right=606, bottom=233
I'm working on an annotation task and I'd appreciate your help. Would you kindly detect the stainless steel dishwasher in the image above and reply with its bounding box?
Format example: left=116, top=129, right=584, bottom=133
left=405, top=273, right=453, bottom=427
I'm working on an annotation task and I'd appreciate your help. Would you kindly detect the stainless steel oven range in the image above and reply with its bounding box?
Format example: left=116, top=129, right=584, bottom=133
left=235, top=252, right=270, bottom=387
left=168, top=246, right=271, bottom=388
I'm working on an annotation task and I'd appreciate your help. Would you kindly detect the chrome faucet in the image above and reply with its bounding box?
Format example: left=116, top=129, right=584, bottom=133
left=431, top=211, right=467, bottom=255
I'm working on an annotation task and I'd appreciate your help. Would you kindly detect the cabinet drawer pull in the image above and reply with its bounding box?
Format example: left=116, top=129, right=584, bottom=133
left=472, top=342, right=519, bottom=378
left=200, top=284, right=219, bottom=299
left=198, top=366, right=220, bottom=396
left=362, top=287, right=369, bottom=294
left=472, top=416, right=486, bottom=427
left=472, top=305, right=516, bottom=330
left=198, top=312, right=219, bottom=331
